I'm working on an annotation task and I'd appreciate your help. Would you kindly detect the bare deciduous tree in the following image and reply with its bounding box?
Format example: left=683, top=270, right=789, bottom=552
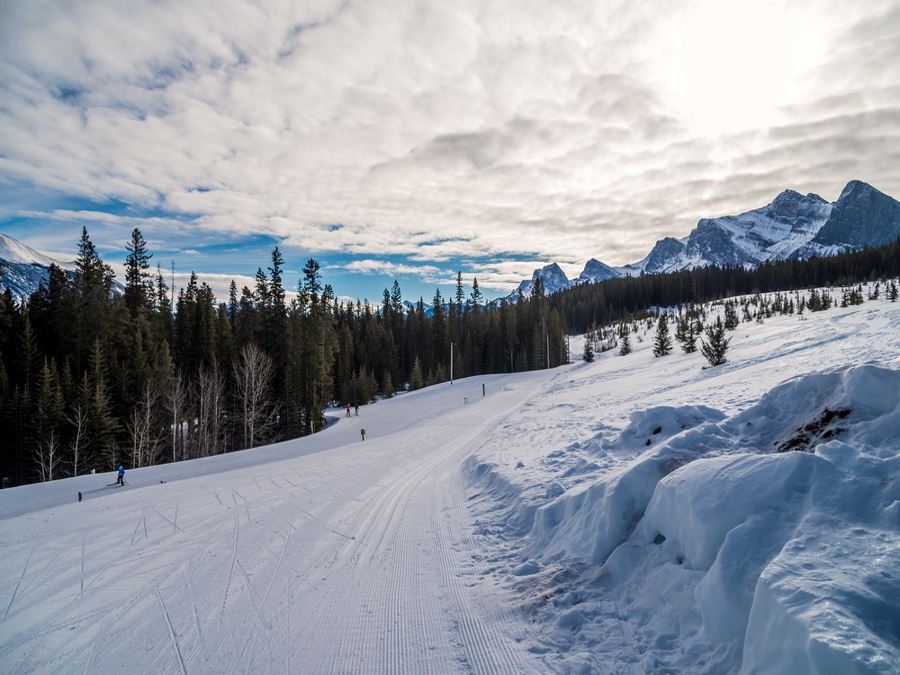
left=198, top=359, right=226, bottom=457
left=128, top=382, right=163, bottom=467
left=233, top=344, right=278, bottom=449
left=35, top=431, right=61, bottom=482
left=168, top=372, right=189, bottom=462
left=66, top=403, right=88, bottom=477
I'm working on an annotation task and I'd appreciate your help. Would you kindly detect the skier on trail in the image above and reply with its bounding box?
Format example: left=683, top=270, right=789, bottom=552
left=360, top=428, right=366, bottom=442
left=354, top=404, right=359, bottom=416
left=346, top=403, right=351, bottom=417
left=116, top=465, right=126, bottom=487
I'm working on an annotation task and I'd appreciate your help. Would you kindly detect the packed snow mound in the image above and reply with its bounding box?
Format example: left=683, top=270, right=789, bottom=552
left=521, top=364, right=900, bottom=673
left=727, top=363, right=900, bottom=454
left=614, top=404, right=725, bottom=452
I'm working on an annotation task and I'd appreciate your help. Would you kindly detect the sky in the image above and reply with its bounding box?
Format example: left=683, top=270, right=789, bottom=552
left=2, top=0, right=900, bottom=302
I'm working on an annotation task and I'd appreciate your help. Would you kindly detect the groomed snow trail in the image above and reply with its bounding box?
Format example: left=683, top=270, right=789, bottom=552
left=0, top=372, right=556, bottom=674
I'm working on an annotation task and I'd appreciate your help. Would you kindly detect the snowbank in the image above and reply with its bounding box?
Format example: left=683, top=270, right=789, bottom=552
left=490, top=364, right=900, bottom=672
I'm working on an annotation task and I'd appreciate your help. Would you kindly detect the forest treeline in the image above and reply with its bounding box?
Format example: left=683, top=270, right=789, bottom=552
left=552, top=238, right=900, bottom=334
left=0, top=228, right=566, bottom=486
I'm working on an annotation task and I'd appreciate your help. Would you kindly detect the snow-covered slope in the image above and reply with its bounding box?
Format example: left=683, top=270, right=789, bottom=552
left=464, top=285, right=900, bottom=673
left=1, top=285, right=898, bottom=673
left=0, top=373, right=557, bottom=673
left=0, top=233, right=74, bottom=302
left=0, top=233, right=66, bottom=268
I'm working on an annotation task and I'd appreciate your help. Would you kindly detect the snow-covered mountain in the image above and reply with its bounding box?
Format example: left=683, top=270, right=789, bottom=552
left=506, top=263, right=572, bottom=302
left=507, top=179, right=900, bottom=295
left=577, top=258, right=620, bottom=284
left=0, top=233, right=74, bottom=302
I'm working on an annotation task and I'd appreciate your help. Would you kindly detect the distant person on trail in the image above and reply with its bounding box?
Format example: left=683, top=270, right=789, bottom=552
left=346, top=403, right=351, bottom=417
left=354, top=404, right=359, bottom=416
left=117, top=465, right=126, bottom=486
left=360, top=428, right=366, bottom=442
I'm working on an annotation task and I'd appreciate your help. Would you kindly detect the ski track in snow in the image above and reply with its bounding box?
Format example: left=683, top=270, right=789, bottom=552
left=0, top=369, right=555, bottom=673
left=1, top=289, right=899, bottom=673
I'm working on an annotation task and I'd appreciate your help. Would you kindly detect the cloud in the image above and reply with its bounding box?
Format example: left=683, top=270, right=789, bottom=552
left=1, top=0, right=898, bottom=287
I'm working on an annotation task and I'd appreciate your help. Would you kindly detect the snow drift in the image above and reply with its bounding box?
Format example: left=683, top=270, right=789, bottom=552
left=505, top=364, right=900, bottom=673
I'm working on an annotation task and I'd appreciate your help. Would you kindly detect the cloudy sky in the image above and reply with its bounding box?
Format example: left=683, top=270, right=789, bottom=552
left=2, top=0, right=899, bottom=300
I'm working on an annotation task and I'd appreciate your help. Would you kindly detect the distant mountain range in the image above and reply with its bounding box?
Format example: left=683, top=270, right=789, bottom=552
left=504, top=179, right=900, bottom=302
left=0, top=234, right=76, bottom=302
left=3, top=180, right=899, bottom=305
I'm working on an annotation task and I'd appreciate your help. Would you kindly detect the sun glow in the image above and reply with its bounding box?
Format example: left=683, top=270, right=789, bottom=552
left=648, top=0, right=833, bottom=136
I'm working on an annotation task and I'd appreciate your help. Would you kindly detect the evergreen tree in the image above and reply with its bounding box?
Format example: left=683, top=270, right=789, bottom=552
left=381, top=369, right=394, bottom=398
left=582, top=335, right=595, bottom=363
left=681, top=316, right=697, bottom=353
left=700, top=316, right=730, bottom=367
left=889, top=281, right=898, bottom=302
left=32, top=358, right=64, bottom=481
left=618, top=322, right=632, bottom=356
left=470, top=277, right=483, bottom=311
left=410, top=356, right=424, bottom=390
left=455, top=271, right=465, bottom=316
left=653, top=315, right=672, bottom=357
left=723, top=301, right=739, bottom=330
left=86, top=340, right=118, bottom=470
left=124, top=228, right=152, bottom=315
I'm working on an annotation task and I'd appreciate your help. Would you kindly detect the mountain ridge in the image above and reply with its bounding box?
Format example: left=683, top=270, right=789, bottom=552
left=507, top=179, right=900, bottom=301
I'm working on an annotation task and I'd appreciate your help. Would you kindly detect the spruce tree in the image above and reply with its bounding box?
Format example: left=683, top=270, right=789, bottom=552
left=381, top=370, right=394, bottom=398
left=87, top=340, right=118, bottom=470
left=618, top=322, right=631, bottom=356
left=32, top=358, right=64, bottom=481
left=889, top=281, right=899, bottom=302
left=582, top=335, right=595, bottom=363
left=124, top=228, right=152, bottom=315
left=700, top=316, right=730, bottom=367
left=470, top=277, right=483, bottom=311
left=724, top=302, right=739, bottom=330
left=653, top=315, right=672, bottom=357
left=410, top=356, right=424, bottom=390
left=681, top=318, right=697, bottom=353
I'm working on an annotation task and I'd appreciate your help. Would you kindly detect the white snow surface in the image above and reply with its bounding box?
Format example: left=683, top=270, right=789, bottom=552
left=2, top=286, right=900, bottom=673
left=0, top=233, right=69, bottom=268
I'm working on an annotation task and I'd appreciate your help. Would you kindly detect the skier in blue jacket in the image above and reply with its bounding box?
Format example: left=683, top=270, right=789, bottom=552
left=117, top=465, right=126, bottom=487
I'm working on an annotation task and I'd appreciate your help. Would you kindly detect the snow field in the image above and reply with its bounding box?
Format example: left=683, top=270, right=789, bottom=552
left=1, top=373, right=557, bottom=673
left=464, top=285, right=900, bottom=673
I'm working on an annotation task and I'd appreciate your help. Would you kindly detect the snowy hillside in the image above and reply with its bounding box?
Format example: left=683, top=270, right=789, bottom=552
left=0, top=234, right=66, bottom=268
left=1, top=285, right=899, bottom=673
left=0, top=233, right=74, bottom=302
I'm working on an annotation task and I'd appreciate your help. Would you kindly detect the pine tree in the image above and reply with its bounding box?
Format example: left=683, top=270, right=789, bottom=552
left=723, top=301, right=739, bottom=330
left=700, top=316, right=730, bottom=367
left=410, top=356, right=424, bottom=390
left=652, top=315, right=672, bottom=357
left=381, top=369, right=395, bottom=398
left=470, top=277, right=483, bottom=312
left=889, top=281, right=899, bottom=302
left=582, top=335, right=595, bottom=363
left=681, top=317, right=697, bottom=353
left=618, top=322, right=631, bottom=356
left=32, top=359, right=64, bottom=481
left=455, top=271, right=465, bottom=315
left=124, top=228, right=152, bottom=315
